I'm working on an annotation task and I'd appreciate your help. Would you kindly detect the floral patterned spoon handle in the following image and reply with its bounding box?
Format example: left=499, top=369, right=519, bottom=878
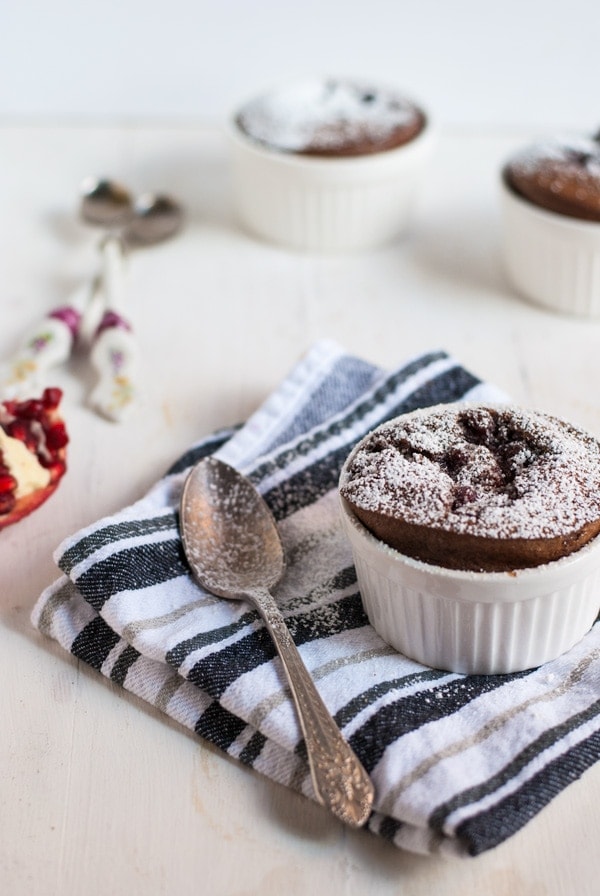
left=88, top=235, right=140, bottom=422
left=0, top=285, right=91, bottom=399
left=87, top=193, right=183, bottom=422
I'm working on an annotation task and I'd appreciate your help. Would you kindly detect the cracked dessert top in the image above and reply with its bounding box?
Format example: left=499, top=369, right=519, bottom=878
left=504, top=136, right=600, bottom=221
left=340, top=405, right=600, bottom=541
left=235, top=78, right=426, bottom=157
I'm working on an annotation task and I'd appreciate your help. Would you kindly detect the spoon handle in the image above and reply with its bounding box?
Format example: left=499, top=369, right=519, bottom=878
left=248, top=587, right=374, bottom=828
left=88, top=236, right=140, bottom=422
left=0, top=283, right=91, bottom=399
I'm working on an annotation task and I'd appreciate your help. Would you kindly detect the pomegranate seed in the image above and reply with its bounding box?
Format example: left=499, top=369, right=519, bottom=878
left=42, top=387, right=62, bottom=410
left=43, top=458, right=66, bottom=477
left=19, top=399, right=44, bottom=419
left=0, top=472, right=17, bottom=493
left=46, top=422, right=68, bottom=450
left=7, top=419, right=38, bottom=453
left=6, top=421, right=27, bottom=442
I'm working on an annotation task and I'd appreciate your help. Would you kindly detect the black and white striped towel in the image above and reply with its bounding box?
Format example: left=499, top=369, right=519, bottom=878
left=31, top=340, right=600, bottom=857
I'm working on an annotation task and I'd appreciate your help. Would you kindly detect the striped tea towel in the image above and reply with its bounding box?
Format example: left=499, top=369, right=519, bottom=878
left=31, top=340, right=600, bottom=857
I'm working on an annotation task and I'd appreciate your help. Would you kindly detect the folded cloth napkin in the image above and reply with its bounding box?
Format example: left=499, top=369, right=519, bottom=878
left=32, top=340, right=600, bottom=857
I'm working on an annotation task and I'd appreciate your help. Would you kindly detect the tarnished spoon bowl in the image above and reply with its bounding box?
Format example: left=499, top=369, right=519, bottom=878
left=180, top=457, right=374, bottom=828
left=125, top=194, right=183, bottom=247
left=80, top=177, right=183, bottom=247
left=181, top=456, right=284, bottom=597
left=80, top=176, right=133, bottom=228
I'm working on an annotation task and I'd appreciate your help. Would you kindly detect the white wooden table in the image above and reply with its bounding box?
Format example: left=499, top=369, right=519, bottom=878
left=1, top=124, right=599, bottom=895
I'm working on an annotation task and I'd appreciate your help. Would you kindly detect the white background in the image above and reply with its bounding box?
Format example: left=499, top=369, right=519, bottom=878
left=1, top=0, right=598, bottom=131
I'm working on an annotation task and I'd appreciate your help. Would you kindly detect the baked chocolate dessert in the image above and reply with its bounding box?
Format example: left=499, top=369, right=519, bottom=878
left=340, top=405, right=600, bottom=572
left=504, top=136, right=600, bottom=222
left=235, top=78, right=426, bottom=157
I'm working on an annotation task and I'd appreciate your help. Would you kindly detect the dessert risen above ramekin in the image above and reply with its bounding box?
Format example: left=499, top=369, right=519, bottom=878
left=339, top=403, right=600, bottom=674
left=229, top=78, right=435, bottom=252
left=501, top=135, right=600, bottom=317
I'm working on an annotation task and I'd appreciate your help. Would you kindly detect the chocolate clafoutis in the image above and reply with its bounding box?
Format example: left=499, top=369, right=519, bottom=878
left=340, top=404, right=600, bottom=573
left=503, top=135, right=600, bottom=222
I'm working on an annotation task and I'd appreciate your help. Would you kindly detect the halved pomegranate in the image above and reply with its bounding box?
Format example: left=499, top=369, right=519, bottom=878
left=0, top=387, right=68, bottom=529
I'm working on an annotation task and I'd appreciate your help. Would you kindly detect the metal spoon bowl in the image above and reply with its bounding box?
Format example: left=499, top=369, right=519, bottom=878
left=80, top=177, right=183, bottom=247
left=80, top=176, right=133, bottom=228
left=181, top=457, right=284, bottom=597
left=180, top=457, right=375, bottom=829
left=79, top=177, right=183, bottom=421
left=125, top=193, right=183, bottom=247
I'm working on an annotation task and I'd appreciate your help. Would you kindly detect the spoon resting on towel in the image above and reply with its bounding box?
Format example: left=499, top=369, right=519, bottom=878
left=180, top=457, right=375, bottom=828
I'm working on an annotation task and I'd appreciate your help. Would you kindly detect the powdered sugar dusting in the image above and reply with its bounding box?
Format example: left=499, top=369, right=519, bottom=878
left=507, top=136, right=600, bottom=180
left=340, top=406, right=600, bottom=540
left=504, top=135, right=600, bottom=219
left=235, top=78, right=423, bottom=154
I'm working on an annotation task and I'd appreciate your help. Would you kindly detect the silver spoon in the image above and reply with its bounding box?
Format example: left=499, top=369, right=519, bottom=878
left=81, top=179, right=183, bottom=420
left=79, top=176, right=133, bottom=229
left=80, top=177, right=183, bottom=246
left=78, top=178, right=183, bottom=346
left=0, top=178, right=183, bottom=413
left=180, top=457, right=375, bottom=829
left=78, top=176, right=183, bottom=340
left=0, top=178, right=132, bottom=398
left=123, top=193, right=183, bottom=247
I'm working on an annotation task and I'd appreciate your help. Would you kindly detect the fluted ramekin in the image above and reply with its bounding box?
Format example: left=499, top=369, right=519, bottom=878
left=501, top=178, right=600, bottom=317
left=229, top=115, right=435, bottom=253
left=339, top=491, right=600, bottom=675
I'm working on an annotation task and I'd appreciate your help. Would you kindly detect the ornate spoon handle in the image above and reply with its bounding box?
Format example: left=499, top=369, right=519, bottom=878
left=88, top=235, right=140, bottom=421
left=246, top=586, right=374, bottom=828
left=0, top=285, right=90, bottom=399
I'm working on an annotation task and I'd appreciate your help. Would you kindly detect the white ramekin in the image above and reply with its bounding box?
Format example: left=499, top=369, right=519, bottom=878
left=339, top=494, right=600, bottom=676
left=500, top=178, right=600, bottom=317
left=229, top=116, right=436, bottom=253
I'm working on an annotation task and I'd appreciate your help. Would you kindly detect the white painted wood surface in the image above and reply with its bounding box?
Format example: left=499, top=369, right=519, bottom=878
left=1, top=125, right=599, bottom=895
